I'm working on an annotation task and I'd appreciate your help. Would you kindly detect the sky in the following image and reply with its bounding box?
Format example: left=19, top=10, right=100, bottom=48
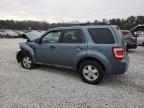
left=0, top=0, right=144, bottom=23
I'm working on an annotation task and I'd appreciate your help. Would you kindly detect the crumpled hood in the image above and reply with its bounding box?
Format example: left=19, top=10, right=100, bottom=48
left=24, top=31, right=46, bottom=41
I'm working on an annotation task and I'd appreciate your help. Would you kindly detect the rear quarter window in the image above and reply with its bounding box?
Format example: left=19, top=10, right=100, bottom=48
left=88, top=28, right=115, bottom=44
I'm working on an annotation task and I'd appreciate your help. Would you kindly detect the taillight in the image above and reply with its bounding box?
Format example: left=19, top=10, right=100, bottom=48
left=112, top=47, right=124, bottom=59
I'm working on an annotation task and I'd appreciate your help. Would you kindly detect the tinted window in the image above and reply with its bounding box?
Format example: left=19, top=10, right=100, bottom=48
left=42, top=31, right=61, bottom=43
left=88, top=28, right=114, bottom=44
left=62, top=29, right=84, bottom=43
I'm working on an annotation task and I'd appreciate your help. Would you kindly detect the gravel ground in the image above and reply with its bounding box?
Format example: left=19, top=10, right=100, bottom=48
left=0, top=39, right=144, bottom=108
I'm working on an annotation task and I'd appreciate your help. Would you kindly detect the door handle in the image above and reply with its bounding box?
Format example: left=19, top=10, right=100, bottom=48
left=49, top=46, right=56, bottom=49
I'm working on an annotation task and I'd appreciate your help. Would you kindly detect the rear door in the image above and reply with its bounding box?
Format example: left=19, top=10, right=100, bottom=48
left=57, top=29, right=87, bottom=66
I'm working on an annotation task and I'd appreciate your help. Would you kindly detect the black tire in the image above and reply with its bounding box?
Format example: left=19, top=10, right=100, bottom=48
left=79, top=60, right=104, bottom=84
left=20, top=53, right=34, bottom=69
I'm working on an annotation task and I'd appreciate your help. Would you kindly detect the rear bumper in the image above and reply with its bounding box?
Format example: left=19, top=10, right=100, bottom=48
left=105, top=55, right=129, bottom=75
left=128, top=43, right=137, bottom=49
left=137, top=40, right=144, bottom=45
left=137, top=42, right=144, bottom=46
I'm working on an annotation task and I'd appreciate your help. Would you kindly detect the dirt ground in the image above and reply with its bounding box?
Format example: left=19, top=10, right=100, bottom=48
left=0, top=39, right=144, bottom=108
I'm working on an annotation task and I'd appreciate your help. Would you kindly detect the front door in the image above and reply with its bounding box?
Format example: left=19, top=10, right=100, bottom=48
left=35, top=30, right=62, bottom=64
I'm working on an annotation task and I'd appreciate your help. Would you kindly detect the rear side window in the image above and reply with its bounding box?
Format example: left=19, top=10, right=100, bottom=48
left=62, top=29, right=84, bottom=43
left=88, top=28, right=115, bottom=44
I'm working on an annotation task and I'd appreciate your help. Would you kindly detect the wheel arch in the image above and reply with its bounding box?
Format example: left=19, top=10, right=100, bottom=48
left=76, top=57, right=105, bottom=73
left=18, top=42, right=36, bottom=63
left=16, top=50, right=30, bottom=63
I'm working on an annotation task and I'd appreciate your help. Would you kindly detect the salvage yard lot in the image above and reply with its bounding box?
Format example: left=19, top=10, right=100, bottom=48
left=0, top=39, right=144, bottom=108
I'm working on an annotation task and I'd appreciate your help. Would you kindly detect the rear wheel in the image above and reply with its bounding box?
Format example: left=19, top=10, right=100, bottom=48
left=21, top=53, right=34, bottom=69
left=79, top=60, right=104, bottom=84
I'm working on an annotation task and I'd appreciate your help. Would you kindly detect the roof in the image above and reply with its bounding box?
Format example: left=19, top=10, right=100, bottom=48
left=49, top=25, right=116, bottom=31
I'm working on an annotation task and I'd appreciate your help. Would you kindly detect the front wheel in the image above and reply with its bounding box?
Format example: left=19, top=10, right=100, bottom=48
left=21, top=53, right=34, bottom=69
left=79, top=60, right=104, bottom=84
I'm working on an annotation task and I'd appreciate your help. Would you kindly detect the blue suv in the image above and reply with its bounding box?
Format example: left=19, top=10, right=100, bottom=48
left=16, top=25, right=129, bottom=84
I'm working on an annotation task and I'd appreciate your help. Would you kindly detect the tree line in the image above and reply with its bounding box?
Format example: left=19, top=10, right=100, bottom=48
left=0, top=16, right=144, bottom=30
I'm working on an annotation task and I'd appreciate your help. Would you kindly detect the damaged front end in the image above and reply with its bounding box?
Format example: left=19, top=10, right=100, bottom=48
left=16, top=42, right=36, bottom=63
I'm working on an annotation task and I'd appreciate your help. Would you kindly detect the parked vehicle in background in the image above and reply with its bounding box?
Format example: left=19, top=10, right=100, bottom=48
left=131, top=24, right=144, bottom=46
left=0, top=30, right=19, bottom=38
left=0, top=29, right=5, bottom=38
left=16, top=25, right=129, bottom=84
left=134, top=31, right=144, bottom=46
left=121, top=30, right=137, bottom=49
left=0, top=30, right=3, bottom=38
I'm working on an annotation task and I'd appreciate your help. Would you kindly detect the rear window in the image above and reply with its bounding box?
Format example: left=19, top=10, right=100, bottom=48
left=88, top=28, right=115, bottom=44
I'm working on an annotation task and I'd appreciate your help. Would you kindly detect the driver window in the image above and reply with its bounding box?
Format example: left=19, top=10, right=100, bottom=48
left=42, top=31, right=61, bottom=43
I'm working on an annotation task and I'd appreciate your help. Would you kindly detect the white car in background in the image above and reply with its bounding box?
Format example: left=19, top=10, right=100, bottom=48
left=135, top=31, right=144, bottom=45
left=0, top=30, right=18, bottom=38
left=0, top=31, right=3, bottom=38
